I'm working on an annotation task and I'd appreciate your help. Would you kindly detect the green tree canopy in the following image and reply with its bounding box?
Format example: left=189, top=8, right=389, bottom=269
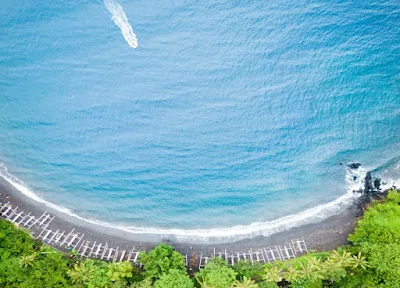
left=233, top=260, right=264, bottom=280
left=349, top=190, right=400, bottom=245
left=196, top=258, right=237, bottom=288
left=139, top=244, right=186, bottom=281
left=154, top=269, right=194, bottom=288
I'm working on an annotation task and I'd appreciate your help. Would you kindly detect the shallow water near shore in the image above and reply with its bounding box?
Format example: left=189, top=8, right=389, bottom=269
left=0, top=0, right=399, bottom=243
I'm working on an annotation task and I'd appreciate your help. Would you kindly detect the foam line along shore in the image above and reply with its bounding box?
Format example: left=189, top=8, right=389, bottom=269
left=1, top=161, right=391, bottom=253
left=0, top=161, right=368, bottom=243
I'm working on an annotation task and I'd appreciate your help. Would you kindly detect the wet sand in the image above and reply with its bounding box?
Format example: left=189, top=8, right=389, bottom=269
left=0, top=176, right=361, bottom=257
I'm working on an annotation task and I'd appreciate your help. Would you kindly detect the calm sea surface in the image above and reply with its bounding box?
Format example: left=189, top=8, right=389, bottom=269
left=0, top=0, right=399, bottom=242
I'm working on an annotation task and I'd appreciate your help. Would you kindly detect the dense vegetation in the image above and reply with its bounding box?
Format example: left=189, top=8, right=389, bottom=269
left=0, top=189, right=399, bottom=287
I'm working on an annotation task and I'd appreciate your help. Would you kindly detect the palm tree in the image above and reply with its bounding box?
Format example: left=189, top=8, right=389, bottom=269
left=19, top=253, right=37, bottom=268
left=322, top=252, right=350, bottom=283
left=231, top=276, right=258, bottom=288
left=67, top=261, right=95, bottom=285
left=263, top=266, right=283, bottom=283
left=299, top=261, right=314, bottom=279
left=307, top=257, right=326, bottom=280
left=350, top=252, right=368, bottom=270
left=323, top=257, right=342, bottom=271
left=328, top=250, right=353, bottom=268
left=283, top=267, right=301, bottom=283
left=195, top=275, right=211, bottom=288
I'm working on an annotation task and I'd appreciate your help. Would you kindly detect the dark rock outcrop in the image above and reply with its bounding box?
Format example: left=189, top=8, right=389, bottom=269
left=364, top=172, right=374, bottom=193
left=349, top=162, right=362, bottom=169
left=373, top=178, right=382, bottom=190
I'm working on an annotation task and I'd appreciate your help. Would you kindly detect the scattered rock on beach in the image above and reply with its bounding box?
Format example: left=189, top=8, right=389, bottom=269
left=353, top=188, right=363, bottom=194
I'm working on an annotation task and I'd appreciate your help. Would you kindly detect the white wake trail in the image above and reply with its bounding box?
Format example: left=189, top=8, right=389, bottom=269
left=104, top=0, right=138, bottom=48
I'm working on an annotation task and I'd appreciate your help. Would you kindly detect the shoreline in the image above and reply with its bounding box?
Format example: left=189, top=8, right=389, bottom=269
left=0, top=175, right=362, bottom=258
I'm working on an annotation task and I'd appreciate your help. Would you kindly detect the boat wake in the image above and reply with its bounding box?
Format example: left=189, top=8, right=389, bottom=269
left=0, top=162, right=390, bottom=244
left=104, top=0, right=138, bottom=49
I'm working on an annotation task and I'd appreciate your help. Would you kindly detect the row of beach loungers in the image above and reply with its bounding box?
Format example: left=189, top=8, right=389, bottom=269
left=0, top=201, right=55, bottom=229
left=0, top=201, right=307, bottom=268
left=198, top=238, right=307, bottom=269
left=0, top=201, right=141, bottom=263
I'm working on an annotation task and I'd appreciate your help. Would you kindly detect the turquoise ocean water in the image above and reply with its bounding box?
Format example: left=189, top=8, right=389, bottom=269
left=0, top=0, right=399, bottom=243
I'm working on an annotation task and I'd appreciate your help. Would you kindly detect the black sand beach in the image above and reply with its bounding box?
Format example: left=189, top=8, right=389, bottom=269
left=0, top=175, right=362, bottom=259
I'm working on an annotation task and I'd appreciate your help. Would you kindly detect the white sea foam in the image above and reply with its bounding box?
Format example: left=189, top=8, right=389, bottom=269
left=104, top=0, right=138, bottom=49
left=377, top=160, right=400, bottom=191
left=0, top=162, right=377, bottom=244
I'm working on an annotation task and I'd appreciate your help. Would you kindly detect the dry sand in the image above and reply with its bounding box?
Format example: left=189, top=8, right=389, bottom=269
left=0, top=176, right=362, bottom=258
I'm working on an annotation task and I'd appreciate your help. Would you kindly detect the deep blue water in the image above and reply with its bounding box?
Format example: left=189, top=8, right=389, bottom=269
left=0, top=0, right=399, bottom=242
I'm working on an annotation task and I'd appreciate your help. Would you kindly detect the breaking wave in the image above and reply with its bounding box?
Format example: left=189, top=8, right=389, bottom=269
left=372, top=157, right=400, bottom=191
left=104, top=0, right=138, bottom=48
left=0, top=161, right=374, bottom=244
